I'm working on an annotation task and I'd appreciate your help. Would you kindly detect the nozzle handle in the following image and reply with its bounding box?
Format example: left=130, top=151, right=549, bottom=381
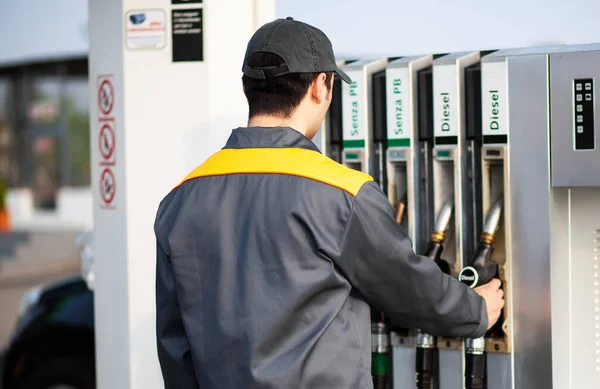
left=423, top=241, right=451, bottom=274
left=458, top=242, right=498, bottom=288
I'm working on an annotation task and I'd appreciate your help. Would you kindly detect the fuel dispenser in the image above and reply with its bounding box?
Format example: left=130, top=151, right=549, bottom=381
left=431, top=51, right=482, bottom=388
left=550, top=44, right=600, bottom=389
left=341, top=58, right=388, bottom=178
left=384, top=55, right=436, bottom=389
left=459, top=46, right=557, bottom=389
left=316, top=60, right=346, bottom=162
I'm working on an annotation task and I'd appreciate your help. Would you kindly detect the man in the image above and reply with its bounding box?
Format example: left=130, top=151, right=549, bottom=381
left=154, top=17, right=504, bottom=389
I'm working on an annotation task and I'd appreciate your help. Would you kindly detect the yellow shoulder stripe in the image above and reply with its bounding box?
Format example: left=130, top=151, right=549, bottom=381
left=176, top=148, right=373, bottom=197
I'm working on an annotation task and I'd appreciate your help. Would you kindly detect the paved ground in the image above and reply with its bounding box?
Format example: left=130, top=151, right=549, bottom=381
left=0, top=257, right=80, bottom=350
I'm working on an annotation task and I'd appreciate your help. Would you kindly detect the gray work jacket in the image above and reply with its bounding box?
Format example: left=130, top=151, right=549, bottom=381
left=154, top=126, right=488, bottom=389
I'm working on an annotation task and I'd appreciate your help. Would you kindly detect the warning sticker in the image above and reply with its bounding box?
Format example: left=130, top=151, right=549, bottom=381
left=97, top=75, right=115, bottom=117
left=172, top=8, right=203, bottom=62
left=126, top=9, right=167, bottom=50
left=96, top=74, right=116, bottom=210
left=100, top=168, right=116, bottom=207
left=99, top=120, right=116, bottom=165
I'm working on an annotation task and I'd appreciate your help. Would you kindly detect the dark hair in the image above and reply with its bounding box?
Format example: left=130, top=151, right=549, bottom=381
left=242, top=51, right=334, bottom=119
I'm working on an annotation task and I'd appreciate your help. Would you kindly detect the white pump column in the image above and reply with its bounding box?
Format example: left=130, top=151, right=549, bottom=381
left=88, top=1, right=275, bottom=388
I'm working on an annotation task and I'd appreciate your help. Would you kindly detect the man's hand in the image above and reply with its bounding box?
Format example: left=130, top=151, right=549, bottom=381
left=473, top=278, right=505, bottom=330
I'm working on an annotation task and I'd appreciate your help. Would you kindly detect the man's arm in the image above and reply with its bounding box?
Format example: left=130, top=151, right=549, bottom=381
left=155, top=241, right=199, bottom=388
left=334, top=181, right=488, bottom=338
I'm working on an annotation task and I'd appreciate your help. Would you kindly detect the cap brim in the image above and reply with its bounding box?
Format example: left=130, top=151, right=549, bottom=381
left=335, top=67, right=352, bottom=84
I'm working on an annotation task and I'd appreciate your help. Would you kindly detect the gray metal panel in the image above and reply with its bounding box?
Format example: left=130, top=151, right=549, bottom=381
left=481, top=47, right=526, bottom=63
left=387, top=54, right=433, bottom=68
left=438, top=349, right=463, bottom=389
left=432, top=51, right=479, bottom=65
left=511, top=45, right=564, bottom=56
left=550, top=49, right=600, bottom=187
left=392, top=347, right=416, bottom=389
left=487, top=353, right=511, bottom=389
left=550, top=188, right=570, bottom=389
left=551, top=42, right=600, bottom=53
left=342, top=57, right=388, bottom=70
left=505, top=52, right=553, bottom=389
left=551, top=188, right=600, bottom=387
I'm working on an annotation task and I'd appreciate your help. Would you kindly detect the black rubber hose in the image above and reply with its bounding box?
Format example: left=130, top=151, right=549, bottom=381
left=465, top=353, right=486, bottom=389
left=416, top=347, right=434, bottom=389
left=373, top=375, right=388, bottom=389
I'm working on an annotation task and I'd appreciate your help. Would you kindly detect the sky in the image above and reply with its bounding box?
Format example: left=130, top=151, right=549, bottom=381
left=1, top=0, right=600, bottom=65
left=276, top=0, right=600, bottom=58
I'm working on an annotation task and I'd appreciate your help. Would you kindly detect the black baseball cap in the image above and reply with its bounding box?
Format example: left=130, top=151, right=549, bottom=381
left=242, top=17, right=352, bottom=84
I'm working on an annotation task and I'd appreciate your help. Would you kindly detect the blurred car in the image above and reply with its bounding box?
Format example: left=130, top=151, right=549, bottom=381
left=1, top=231, right=96, bottom=389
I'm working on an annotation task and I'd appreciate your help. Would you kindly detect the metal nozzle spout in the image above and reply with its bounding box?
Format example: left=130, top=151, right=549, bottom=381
left=483, top=197, right=503, bottom=235
left=434, top=200, right=454, bottom=234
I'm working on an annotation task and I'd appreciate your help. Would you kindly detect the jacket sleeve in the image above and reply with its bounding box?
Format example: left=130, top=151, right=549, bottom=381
left=335, top=181, right=488, bottom=338
left=155, top=241, right=200, bottom=388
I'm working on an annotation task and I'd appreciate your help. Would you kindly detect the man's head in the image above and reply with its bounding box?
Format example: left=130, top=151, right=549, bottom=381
left=241, top=17, right=351, bottom=140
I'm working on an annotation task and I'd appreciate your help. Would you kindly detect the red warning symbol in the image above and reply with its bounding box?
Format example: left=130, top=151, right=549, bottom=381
left=100, top=168, right=116, bottom=206
left=97, top=76, right=114, bottom=116
left=99, top=122, right=115, bottom=164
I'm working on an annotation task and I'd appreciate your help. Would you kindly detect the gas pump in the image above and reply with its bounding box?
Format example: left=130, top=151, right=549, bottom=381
left=453, top=46, right=560, bottom=389
left=341, top=58, right=388, bottom=178
left=384, top=55, right=435, bottom=389
left=316, top=60, right=346, bottom=162
left=550, top=44, right=600, bottom=389
left=431, top=51, right=481, bottom=388
left=481, top=47, right=562, bottom=389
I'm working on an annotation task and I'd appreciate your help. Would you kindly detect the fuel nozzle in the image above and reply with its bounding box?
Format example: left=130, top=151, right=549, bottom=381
left=459, top=197, right=503, bottom=288
left=423, top=199, right=454, bottom=274
left=458, top=197, right=504, bottom=389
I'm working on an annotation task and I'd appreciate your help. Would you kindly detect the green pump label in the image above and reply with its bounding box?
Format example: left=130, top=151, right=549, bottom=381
left=385, top=66, right=411, bottom=147
left=342, top=69, right=365, bottom=148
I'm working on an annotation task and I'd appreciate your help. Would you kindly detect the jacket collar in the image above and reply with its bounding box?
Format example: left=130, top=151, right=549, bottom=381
left=223, top=127, right=321, bottom=152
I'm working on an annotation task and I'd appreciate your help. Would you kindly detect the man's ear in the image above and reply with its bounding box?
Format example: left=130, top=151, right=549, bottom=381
left=312, top=73, right=328, bottom=104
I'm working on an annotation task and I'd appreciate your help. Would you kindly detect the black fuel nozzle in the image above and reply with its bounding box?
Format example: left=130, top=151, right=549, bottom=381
left=459, top=198, right=503, bottom=288
left=458, top=197, right=503, bottom=389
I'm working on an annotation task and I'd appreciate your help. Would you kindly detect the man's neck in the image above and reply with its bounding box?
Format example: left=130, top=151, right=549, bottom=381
left=247, top=115, right=308, bottom=137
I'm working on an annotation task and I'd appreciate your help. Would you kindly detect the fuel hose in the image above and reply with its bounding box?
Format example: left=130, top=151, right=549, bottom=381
left=370, top=200, right=407, bottom=389
left=415, top=200, right=454, bottom=389
left=458, top=198, right=503, bottom=389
